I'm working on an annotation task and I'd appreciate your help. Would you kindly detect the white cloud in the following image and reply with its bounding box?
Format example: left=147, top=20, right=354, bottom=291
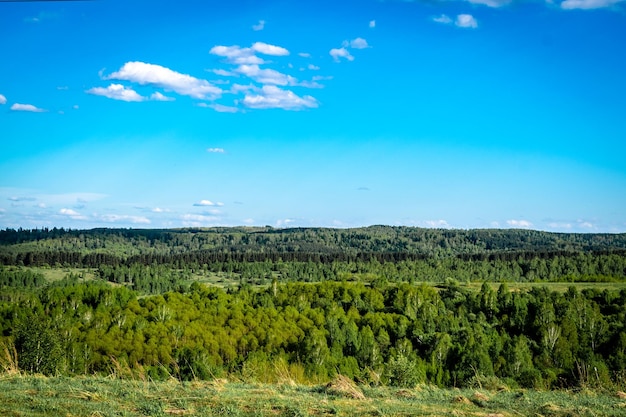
left=560, top=0, right=623, bottom=8
left=212, top=69, right=236, bottom=77
left=433, top=14, right=453, bottom=24
left=276, top=218, right=296, bottom=228
left=230, top=83, right=256, bottom=94
left=243, top=85, right=318, bottom=110
left=24, top=11, right=58, bottom=23
left=456, top=14, right=478, bottom=28
left=252, top=20, right=265, bottom=31
left=312, top=75, right=333, bottom=81
left=207, top=147, right=226, bottom=153
left=59, top=208, right=88, bottom=220
left=210, top=45, right=265, bottom=65
left=194, top=200, right=218, bottom=206
left=106, top=62, right=222, bottom=100
left=507, top=219, right=533, bottom=228
left=100, top=214, right=151, bottom=224
left=181, top=213, right=221, bottom=227
left=307, top=64, right=320, bottom=70
left=424, top=220, right=450, bottom=228
left=299, top=52, right=311, bottom=58
left=0, top=94, right=6, bottom=105
left=297, top=80, right=324, bottom=88
left=369, top=20, right=376, bottom=28
left=466, top=0, right=512, bottom=6
left=152, top=207, right=169, bottom=213
left=150, top=92, right=175, bottom=101
left=251, top=42, right=289, bottom=56
left=73, top=105, right=79, bottom=110
left=235, top=64, right=297, bottom=86
left=349, top=38, right=369, bottom=49
left=330, top=47, right=354, bottom=62
left=207, top=104, right=239, bottom=113
left=8, top=196, right=36, bottom=202
left=86, top=84, right=146, bottom=102
left=10, top=103, right=46, bottom=112
left=547, top=222, right=573, bottom=230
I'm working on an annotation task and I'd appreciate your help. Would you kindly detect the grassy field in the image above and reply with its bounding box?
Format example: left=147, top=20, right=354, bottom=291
left=1, top=374, right=626, bottom=417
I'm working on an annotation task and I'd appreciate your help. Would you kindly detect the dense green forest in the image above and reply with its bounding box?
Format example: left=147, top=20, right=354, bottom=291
left=1, top=227, right=626, bottom=391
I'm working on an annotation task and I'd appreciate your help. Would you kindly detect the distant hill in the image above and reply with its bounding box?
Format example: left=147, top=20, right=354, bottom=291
left=1, top=226, right=625, bottom=267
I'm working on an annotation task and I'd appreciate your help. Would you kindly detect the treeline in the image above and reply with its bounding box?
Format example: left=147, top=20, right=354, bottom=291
left=0, top=268, right=45, bottom=289
left=90, top=253, right=626, bottom=295
left=2, top=227, right=626, bottom=261
left=2, top=280, right=625, bottom=390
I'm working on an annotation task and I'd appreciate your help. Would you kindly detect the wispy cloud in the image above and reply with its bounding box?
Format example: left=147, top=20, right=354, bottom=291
left=181, top=213, right=222, bottom=227
left=211, top=68, right=236, bottom=77
left=206, top=103, right=239, bottom=113
left=0, top=94, right=6, bottom=105
left=207, top=147, right=226, bottom=153
left=560, top=0, right=623, bottom=8
left=243, top=85, right=318, bottom=110
left=234, top=64, right=297, bottom=86
left=298, top=52, right=311, bottom=58
left=105, top=62, right=222, bottom=100
left=252, top=20, right=265, bottom=31
left=276, top=218, right=296, bottom=228
left=466, top=0, right=512, bottom=6
left=99, top=214, right=151, bottom=224
left=10, top=103, right=46, bottom=112
left=424, top=219, right=450, bottom=228
left=507, top=219, right=533, bottom=228
left=330, top=47, right=354, bottom=62
left=369, top=20, right=376, bottom=28
left=8, top=196, right=36, bottom=202
left=433, top=14, right=452, bottom=24
left=24, top=11, right=59, bottom=23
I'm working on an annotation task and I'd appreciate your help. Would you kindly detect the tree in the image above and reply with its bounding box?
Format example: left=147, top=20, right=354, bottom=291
left=14, top=316, right=63, bottom=375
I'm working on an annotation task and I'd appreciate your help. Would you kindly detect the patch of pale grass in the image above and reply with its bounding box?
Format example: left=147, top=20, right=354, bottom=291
left=325, top=374, right=366, bottom=400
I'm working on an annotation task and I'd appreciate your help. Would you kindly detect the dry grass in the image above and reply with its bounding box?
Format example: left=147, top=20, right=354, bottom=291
left=325, top=374, right=366, bottom=400
left=0, top=340, right=20, bottom=376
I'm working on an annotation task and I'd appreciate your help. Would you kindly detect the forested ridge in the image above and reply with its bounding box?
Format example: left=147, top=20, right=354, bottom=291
left=1, top=226, right=626, bottom=392
left=2, top=226, right=626, bottom=260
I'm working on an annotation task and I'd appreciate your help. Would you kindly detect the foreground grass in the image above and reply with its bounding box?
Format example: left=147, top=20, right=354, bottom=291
left=1, top=375, right=626, bottom=417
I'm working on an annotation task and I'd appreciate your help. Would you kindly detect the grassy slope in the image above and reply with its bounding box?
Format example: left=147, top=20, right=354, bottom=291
left=1, top=375, right=625, bottom=417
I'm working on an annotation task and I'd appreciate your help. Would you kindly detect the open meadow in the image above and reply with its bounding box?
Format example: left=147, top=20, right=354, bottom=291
left=2, top=374, right=626, bottom=417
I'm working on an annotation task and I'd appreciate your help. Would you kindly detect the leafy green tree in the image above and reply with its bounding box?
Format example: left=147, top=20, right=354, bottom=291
left=14, top=316, right=63, bottom=375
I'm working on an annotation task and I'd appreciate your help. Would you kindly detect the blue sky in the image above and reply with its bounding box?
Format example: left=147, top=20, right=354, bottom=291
left=1, top=0, right=625, bottom=232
